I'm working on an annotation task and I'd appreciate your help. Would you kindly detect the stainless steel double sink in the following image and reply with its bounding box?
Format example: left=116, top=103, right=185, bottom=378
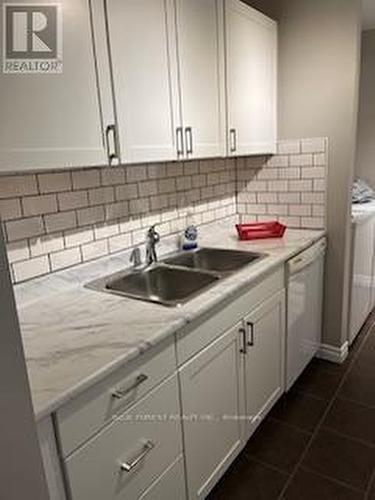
left=87, top=247, right=266, bottom=307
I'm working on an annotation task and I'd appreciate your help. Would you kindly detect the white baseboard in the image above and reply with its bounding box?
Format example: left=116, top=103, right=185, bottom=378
left=316, top=341, right=349, bottom=364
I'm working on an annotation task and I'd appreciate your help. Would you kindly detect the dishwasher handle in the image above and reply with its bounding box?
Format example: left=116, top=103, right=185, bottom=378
left=288, top=239, right=326, bottom=275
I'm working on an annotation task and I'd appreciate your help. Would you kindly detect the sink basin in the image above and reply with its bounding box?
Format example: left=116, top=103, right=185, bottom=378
left=87, top=247, right=267, bottom=307
left=163, top=247, right=264, bottom=274
left=101, top=265, right=219, bottom=306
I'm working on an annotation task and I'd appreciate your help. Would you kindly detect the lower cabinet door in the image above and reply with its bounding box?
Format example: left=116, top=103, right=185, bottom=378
left=139, top=455, right=186, bottom=500
left=65, top=374, right=183, bottom=500
left=179, top=324, right=244, bottom=499
left=244, top=291, right=285, bottom=439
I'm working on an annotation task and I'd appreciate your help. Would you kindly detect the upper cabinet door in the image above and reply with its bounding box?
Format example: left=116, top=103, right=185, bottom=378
left=0, top=0, right=107, bottom=172
left=175, top=0, right=225, bottom=159
left=105, top=0, right=180, bottom=164
left=225, top=0, right=277, bottom=156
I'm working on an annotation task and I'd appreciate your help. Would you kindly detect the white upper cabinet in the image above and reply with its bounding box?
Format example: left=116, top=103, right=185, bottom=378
left=225, top=0, right=277, bottom=156
left=0, top=0, right=278, bottom=171
left=174, top=0, right=225, bottom=159
left=0, top=0, right=107, bottom=172
left=104, top=0, right=180, bottom=164
left=103, top=0, right=225, bottom=164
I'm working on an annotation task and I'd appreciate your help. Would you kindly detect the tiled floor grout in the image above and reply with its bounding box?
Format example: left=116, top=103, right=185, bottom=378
left=245, top=455, right=291, bottom=477
left=320, top=425, right=375, bottom=449
left=300, top=465, right=366, bottom=495
left=291, top=387, right=328, bottom=401
left=268, top=412, right=375, bottom=450
left=267, top=415, right=314, bottom=435
left=277, top=314, right=375, bottom=499
left=338, top=394, right=375, bottom=411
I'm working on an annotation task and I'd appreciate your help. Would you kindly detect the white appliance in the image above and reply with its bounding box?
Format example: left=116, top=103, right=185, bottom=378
left=286, top=239, right=326, bottom=390
left=349, top=202, right=375, bottom=345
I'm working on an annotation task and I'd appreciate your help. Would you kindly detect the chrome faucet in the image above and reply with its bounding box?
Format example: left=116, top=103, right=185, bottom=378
left=145, top=225, right=160, bottom=266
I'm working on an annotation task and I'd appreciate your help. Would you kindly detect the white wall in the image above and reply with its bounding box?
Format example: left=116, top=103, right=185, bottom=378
left=245, top=0, right=362, bottom=349
left=356, top=29, right=375, bottom=187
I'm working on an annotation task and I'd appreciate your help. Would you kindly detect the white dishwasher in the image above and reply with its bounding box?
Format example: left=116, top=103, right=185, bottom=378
left=286, top=239, right=326, bottom=390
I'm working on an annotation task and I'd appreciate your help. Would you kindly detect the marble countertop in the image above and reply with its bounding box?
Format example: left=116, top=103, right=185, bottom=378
left=14, top=220, right=325, bottom=421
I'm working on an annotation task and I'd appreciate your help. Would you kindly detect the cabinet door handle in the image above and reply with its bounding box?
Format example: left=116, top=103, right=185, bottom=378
left=119, top=440, right=155, bottom=472
left=247, top=322, right=254, bottom=347
left=239, top=327, right=247, bottom=355
left=176, top=127, right=184, bottom=157
left=111, top=374, right=148, bottom=400
left=229, top=128, right=237, bottom=153
left=185, top=127, right=193, bottom=155
left=106, top=124, right=119, bottom=165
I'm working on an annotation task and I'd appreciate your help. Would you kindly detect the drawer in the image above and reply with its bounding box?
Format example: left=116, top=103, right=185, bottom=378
left=139, top=455, right=186, bottom=500
left=57, top=337, right=176, bottom=457
left=176, top=267, right=284, bottom=365
left=65, top=374, right=182, bottom=500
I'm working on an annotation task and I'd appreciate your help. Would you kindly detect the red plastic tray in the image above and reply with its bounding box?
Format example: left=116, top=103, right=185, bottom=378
left=236, top=221, right=286, bottom=240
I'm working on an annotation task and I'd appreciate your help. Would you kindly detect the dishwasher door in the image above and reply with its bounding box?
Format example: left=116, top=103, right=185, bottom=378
left=286, top=240, right=326, bottom=390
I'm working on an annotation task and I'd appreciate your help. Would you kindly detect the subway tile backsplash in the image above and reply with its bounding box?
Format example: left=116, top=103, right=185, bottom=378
left=2, top=159, right=237, bottom=282
left=0, top=138, right=327, bottom=283
left=237, top=138, right=328, bottom=229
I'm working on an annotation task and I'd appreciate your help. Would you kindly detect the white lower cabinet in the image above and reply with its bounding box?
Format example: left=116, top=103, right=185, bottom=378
left=138, top=456, right=186, bottom=500
left=179, top=287, right=286, bottom=499
left=65, top=374, right=184, bottom=500
left=243, top=290, right=285, bottom=439
left=57, top=339, right=176, bottom=458
left=179, top=324, right=245, bottom=499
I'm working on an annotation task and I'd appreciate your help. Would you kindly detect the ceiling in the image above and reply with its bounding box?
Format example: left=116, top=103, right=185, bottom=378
left=362, top=0, right=375, bottom=30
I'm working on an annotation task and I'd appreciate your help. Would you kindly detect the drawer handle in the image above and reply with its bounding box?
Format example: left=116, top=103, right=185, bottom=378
left=239, top=327, right=247, bottom=355
left=247, top=322, right=254, bottom=347
left=111, top=374, right=148, bottom=400
left=120, top=440, right=155, bottom=472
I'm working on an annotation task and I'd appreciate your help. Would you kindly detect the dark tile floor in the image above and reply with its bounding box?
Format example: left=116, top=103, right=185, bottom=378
left=208, top=313, right=375, bottom=500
